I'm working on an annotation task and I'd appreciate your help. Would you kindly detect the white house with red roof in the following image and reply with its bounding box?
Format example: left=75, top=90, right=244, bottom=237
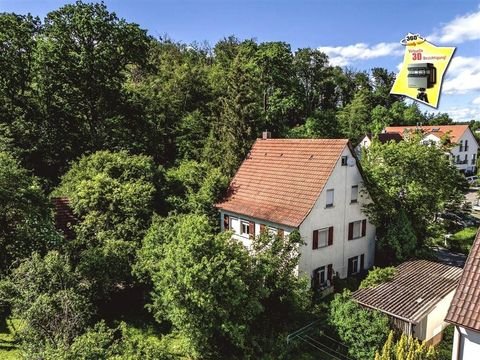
left=385, top=125, right=478, bottom=174
left=216, top=135, right=376, bottom=288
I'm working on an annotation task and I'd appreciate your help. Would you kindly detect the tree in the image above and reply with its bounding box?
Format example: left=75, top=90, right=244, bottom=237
left=31, top=1, right=151, bottom=181
left=376, top=331, right=438, bottom=359
left=165, top=160, right=229, bottom=222
left=329, top=290, right=389, bottom=360
left=136, top=214, right=264, bottom=358
left=361, top=136, right=467, bottom=252
left=0, top=251, right=91, bottom=356
left=53, top=150, right=162, bottom=299
left=0, top=151, right=61, bottom=275
left=337, top=89, right=373, bottom=141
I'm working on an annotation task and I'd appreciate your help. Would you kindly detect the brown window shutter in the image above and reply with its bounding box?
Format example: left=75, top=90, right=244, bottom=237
left=278, top=229, right=284, bottom=238
left=360, top=254, right=365, bottom=271
left=348, top=222, right=353, bottom=240
left=361, top=220, right=367, bottom=237
left=327, top=264, right=333, bottom=281
left=328, top=227, right=334, bottom=246
left=224, top=214, right=230, bottom=230
left=249, top=221, right=255, bottom=238
left=312, top=230, right=319, bottom=249
left=260, top=224, right=266, bottom=234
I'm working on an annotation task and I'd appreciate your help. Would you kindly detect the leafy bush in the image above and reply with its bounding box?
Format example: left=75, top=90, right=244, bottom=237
left=329, top=290, right=389, bottom=360
left=360, top=267, right=396, bottom=289
left=375, top=331, right=437, bottom=359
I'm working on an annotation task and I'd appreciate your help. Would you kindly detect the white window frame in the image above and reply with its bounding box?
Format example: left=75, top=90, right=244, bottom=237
left=350, top=256, right=359, bottom=274
left=268, top=227, right=277, bottom=236
left=317, top=266, right=326, bottom=285
left=230, top=217, right=238, bottom=234
left=240, top=220, right=250, bottom=237
left=351, top=185, right=358, bottom=203
left=352, top=220, right=362, bottom=239
left=326, top=189, right=334, bottom=208
left=318, top=228, right=329, bottom=248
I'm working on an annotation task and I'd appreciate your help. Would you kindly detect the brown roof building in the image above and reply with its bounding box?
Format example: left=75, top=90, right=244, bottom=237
left=446, top=230, right=480, bottom=359
left=353, top=260, right=462, bottom=345
left=217, top=136, right=377, bottom=283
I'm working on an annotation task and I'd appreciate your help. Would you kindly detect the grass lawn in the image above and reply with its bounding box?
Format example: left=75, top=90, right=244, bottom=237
left=0, top=318, right=21, bottom=360
left=449, top=227, right=477, bottom=254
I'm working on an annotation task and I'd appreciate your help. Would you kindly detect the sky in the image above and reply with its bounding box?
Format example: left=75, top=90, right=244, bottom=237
left=1, top=0, right=480, bottom=121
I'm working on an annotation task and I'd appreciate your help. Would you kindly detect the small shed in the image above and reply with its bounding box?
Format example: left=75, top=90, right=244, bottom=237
left=352, top=260, right=462, bottom=345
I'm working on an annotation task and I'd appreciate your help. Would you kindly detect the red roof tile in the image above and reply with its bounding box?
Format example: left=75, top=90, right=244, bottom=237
left=446, top=229, right=480, bottom=331
left=216, top=138, right=349, bottom=227
left=353, top=260, right=462, bottom=323
left=385, top=125, right=469, bottom=143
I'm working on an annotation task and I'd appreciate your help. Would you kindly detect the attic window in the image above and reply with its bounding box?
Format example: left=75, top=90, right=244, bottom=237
left=341, top=156, right=348, bottom=166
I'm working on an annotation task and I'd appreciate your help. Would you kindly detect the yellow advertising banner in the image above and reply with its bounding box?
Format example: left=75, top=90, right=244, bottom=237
left=390, top=33, right=455, bottom=108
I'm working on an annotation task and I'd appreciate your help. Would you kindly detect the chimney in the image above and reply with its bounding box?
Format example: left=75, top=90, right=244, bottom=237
left=262, top=131, right=271, bottom=140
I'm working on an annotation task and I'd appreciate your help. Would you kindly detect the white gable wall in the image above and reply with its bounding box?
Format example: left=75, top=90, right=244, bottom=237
left=451, top=326, right=480, bottom=360
left=450, top=129, right=478, bottom=173
left=298, top=146, right=376, bottom=279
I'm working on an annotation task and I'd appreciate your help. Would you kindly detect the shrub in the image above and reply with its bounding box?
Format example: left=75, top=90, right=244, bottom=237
left=360, top=267, right=396, bottom=289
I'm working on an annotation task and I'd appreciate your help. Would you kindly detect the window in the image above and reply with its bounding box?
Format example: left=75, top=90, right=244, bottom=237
left=465, top=140, right=469, bottom=151
left=312, top=227, right=334, bottom=249
left=223, top=214, right=230, bottom=230
left=341, top=156, right=348, bottom=166
left=351, top=185, right=358, bottom=203
left=465, top=154, right=468, bottom=163
left=456, top=155, right=460, bottom=164
left=348, top=256, right=359, bottom=275
left=473, top=154, right=477, bottom=165
left=459, top=140, right=464, bottom=152
left=268, top=227, right=277, bottom=236
left=348, top=220, right=366, bottom=240
left=348, top=255, right=365, bottom=275
left=312, top=264, right=333, bottom=288
left=240, top=221, right=250, bottom=236
left=326, top=189, right=334, bottom=208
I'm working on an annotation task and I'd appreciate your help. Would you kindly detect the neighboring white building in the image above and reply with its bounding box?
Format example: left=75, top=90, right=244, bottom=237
left=384, top=125, right=478, bottom=174
left=446, top=230, right=480, bottom=360
left=354, top=132, right=403, bottom=158
left=216, top=136, right=376, bottom=288
left=353, top=260, right=462, bottom=345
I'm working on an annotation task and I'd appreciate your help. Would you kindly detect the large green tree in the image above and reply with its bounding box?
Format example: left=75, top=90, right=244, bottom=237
left=0, top=152, right=61, bottom=275
left=361, top=136, right=467, bottom=259
left=53, top=150, right=162, bottom=299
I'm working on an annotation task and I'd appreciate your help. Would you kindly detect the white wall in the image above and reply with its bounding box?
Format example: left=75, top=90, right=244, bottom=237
left=452, top=326, right=480, bottom=360
left=298, top=146, right=376, bottom=279
left=413, top=290, right=455, bottom=341
left=450, top=129, right=478, bottom=173
left=220, top=211, right=294, bottom=250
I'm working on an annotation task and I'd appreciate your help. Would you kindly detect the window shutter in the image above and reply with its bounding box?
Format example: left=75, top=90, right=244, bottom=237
left=347, top=258, right=353, bottom=276
left=249, top=221, right=255, bottom=238
left=312, top=269, right=319, bottom=288
left=224, top=214, right=230, bottom=230
left=278, top=229, right=284, bottom=238
left=348, top=222, right=353, bottom=240
left=328, top=226, right=334, bottom=246
left=260, top=224, right=266, bottom=233
left=312, top=230, right=319, bottom=249
left=360, top=254, right=365, bottom=271
left=327, top=264, right=333, bottom=281
left=361, top=219, right=367, bottom=237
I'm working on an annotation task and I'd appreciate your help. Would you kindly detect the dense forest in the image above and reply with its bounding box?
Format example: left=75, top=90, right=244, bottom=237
left=0, top=1, right=470, bottom=359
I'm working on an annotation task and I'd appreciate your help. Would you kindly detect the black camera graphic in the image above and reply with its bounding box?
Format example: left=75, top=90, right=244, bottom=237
left=407, top=63, right=437, bottom=104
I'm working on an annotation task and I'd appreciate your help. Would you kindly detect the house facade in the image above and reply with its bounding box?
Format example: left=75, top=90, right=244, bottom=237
left=384, top=125, right=478, bottom=174
left=445, top=230, right=480, bottom=360
left=216, top=137, right=376, bottom=287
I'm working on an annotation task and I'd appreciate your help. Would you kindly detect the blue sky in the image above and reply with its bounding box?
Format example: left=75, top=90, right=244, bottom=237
left=1, top=0, right=480, bottom=121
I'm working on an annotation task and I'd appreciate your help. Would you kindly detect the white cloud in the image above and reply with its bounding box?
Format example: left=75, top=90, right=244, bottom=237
left=442, top=106, right=480, bottom=122
left=428, top=8, right=480, bottom=44
left=318, top=42, right=402, bottom=66
left=442, top=56, right=480, bottom=94
left=473, top=96, right=480, bottom=105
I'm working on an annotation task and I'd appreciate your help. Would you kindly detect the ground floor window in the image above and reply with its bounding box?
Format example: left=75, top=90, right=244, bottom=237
left=312, top=264, right=333, bottom=288
left=348, top=254, right=365, bottom=276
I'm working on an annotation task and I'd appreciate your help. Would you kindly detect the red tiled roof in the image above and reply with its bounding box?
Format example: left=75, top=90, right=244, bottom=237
left=52, top=197, right=76, bottom=240
left=353, top=260, right=462, bottom=323
left=446, top=229, right=480, bottom=331
left=216, top=138, right=349, bottom=227
left=384, top=125, right=469, bottom=143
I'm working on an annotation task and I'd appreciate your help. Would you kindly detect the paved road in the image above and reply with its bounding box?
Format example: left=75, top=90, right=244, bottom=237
left=431, top=246, right=467, bottom=268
